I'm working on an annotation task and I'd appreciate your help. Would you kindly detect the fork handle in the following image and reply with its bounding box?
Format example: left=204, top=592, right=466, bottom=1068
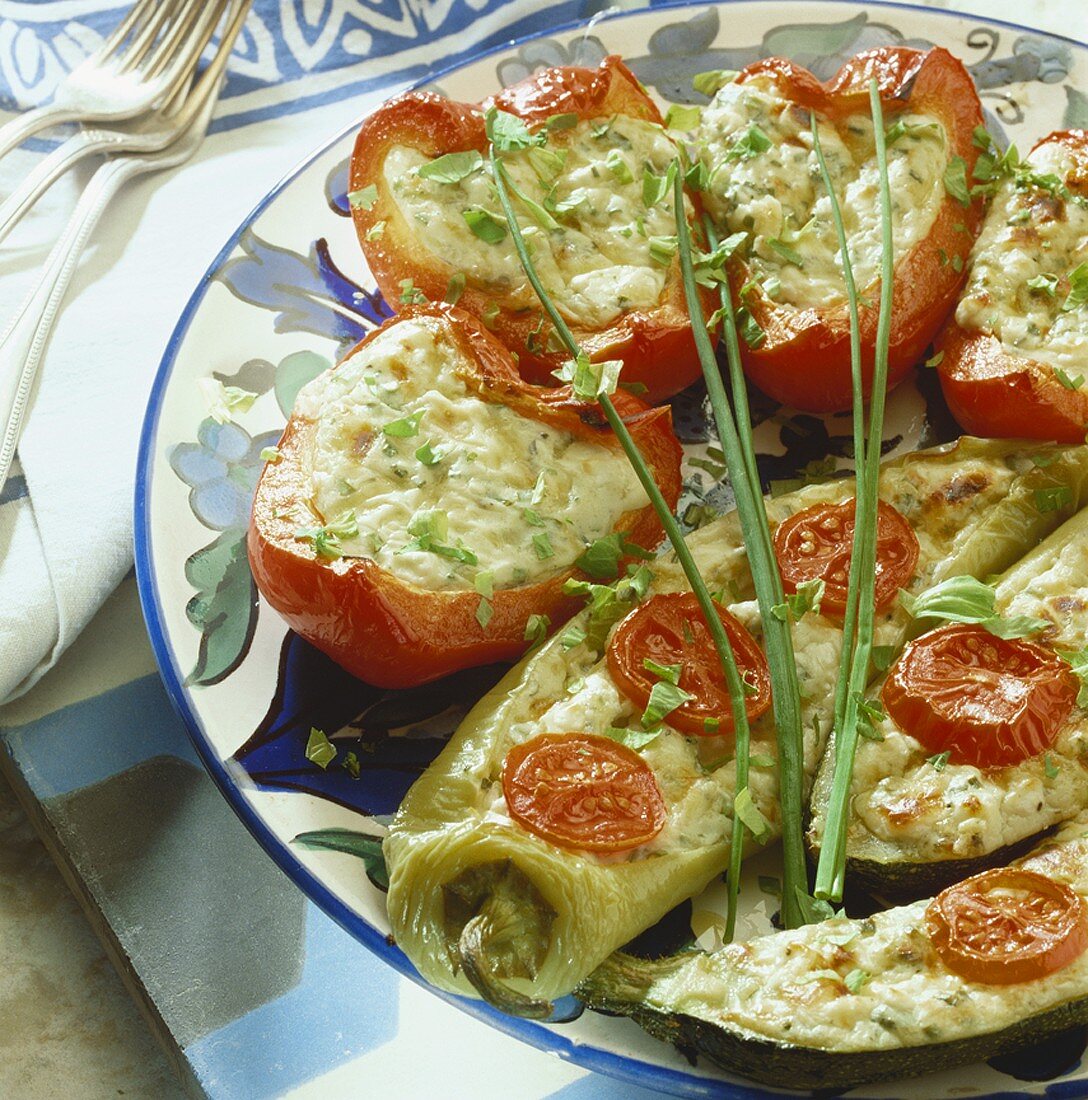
left=0, top=104, right=82, bottom=162
left=0, top=155, right=141, bottom=491
left=0, top=127, right=143, bottom=248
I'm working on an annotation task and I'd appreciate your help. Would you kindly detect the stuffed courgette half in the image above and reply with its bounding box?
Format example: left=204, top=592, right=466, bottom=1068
left=808, top=493, right=1088, bottom=898
left=579, top=813, right=1088, bottom=1091
left=384, top=437, right=1084, bottom=1011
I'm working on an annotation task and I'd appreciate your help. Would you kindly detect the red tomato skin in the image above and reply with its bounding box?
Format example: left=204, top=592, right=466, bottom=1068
left=927, top=867, right=1088, bottom=985
left=606, top=592, right=772, bottom=736
left=502, top=732, right=667, bottom=853
left=937, top=130, right=1088, bottom=444
left=881, top=623, right=1079, bottom=769
left=247, top=304, right=682, bottom=689
left=723, top=47, right=985, bottom=413
left=773, top=498, right=919, bottom=617
left=348, top=56, right=714, bottom=404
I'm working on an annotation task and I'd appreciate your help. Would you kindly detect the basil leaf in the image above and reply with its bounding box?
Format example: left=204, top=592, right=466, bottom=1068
left=733, top=786, right=770, bottom=839
left=305, top=727, right=337, bottom=769
left=418, top=150, right=483, bottom=183
left=463, top=207, right=507, bottom=243
left=642, top=679, right=695, bottom=729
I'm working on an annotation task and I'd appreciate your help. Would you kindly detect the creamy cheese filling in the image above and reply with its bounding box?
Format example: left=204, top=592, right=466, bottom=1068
left=955, top=141, right=1088, bottom=372
left=850, top=527, right=1088, bottom=860
left=696, top=74, right=949, bottom=308
left=384, top=116, right=685, bottom=329
left=646, top=817, right=1088, bottom=1054
left=295, top=316, right=647, bottom=591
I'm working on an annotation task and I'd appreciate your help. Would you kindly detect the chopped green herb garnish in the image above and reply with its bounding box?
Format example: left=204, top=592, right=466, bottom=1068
left=475, top=597, right=492, bottom=629
left=1055, top=368, right=1085, bottom=391
left=943, top=156, right=971, bottom=206
left=559, top=623, right=587, bottom=650
left=693, top=69, right=737, bottom=97
left=735, top=307, right=765, bottom=348
left=1036, top=485, right=1075, bottom=513
left=871, top=645, right=896, bottom=672
left=768, top=238, right=804, bottom=267
left=365, top=220, right=386, bottom=241
left=648, top=235, right=678, bottom=265
left=726, top=123, right=772, bottom=161
left=532, top=532, right=554, bottom=560
left=733, top=786, right=770, bottom=839
left=575, top=532, right=649, bottom=580
left=900, top=574, right=1049, bottom=638
left=665, top=104, right=701, bottom=131
left=844, top=969, right=870, bottom=994
left=305, top=727, right=337, bottom=769
left=444, top=272, right=466, bottom=305
left=524, top=613, right=550, bottom=646
left=643, top=658, right=682, bottom=685
left=606, top=726, right=661, bottom=751
left=260, top=446, right=282, bottom=463
left=463, top=207, right=507, bottom=244
left=342, top=751, right=361, bottom=779
left=924, top=350, right=944, bottom=369
left=553, top=352, right=623, bottom=399
left=1026, top=272, right=1059, bottom=297
left=418, top=150, right=483, bottom=183
left=398, top=278, right=427, bottom=305
left=295, top=511, right=358, bottom=560
left=199, top=378, right=257, bottom=425
left=643, top=162, right=677, bottom=209
left=1045, top=754, right=1060, bottom=779
left=474, top=571, right=494, bottom=598
left=927, top=750, right=951, bottom=771
left=415, top=440, right=442, bottom=466
left=383, top=411, right=424, bottom=438
left=605, top=149, right=633, bottom=183
left=1062, top=263, right=1088, bottom=312
left=347, top=185, right=378, bottom=210
left=484, top=106, right=541, bottom=153
left=546, top=112, right=578, bottom=131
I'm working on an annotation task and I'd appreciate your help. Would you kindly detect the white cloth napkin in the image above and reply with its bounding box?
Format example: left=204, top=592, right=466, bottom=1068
left=0, top=0, right=589, bottom=701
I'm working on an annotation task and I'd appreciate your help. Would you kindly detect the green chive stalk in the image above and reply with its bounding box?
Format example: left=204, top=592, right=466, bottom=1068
left=813, top=81, right=897, bottom=901
left=489, top=147, right=760, bottom=936
left=674, top=176, right=807, bottom=931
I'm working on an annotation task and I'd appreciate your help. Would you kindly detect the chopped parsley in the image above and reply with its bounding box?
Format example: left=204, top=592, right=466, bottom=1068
left=463, top=207, right=507, bottom=243
left=768, top=238, right=804, bottom=267
left=398, top=278, right=427, bottom=305
left=382, top=410, right=423, bottom=438
left=725, top=123, right=772, bottom=162
left=475, top=597, right=493, bottom=629
left=532, top=531, right=554, bottom=560
left=444, top=272, right=466, bottom=305
left=642, top=658, right=682, bottom=685
left=606, top=149, right=633, bottom=183
left=642, top=162, right=678, bottom=209
left=927, top=750, right=951, bottom=771
left=347, top=184, right=378, bottom=210
left=943, top=155, right=971, bottom=206
left=1026, top=272, right=1059, bottom=297
left=1063, top=263, right=1088, bottom=312
left=664, top=104, right=701, bottom=132
left=523, top=613, right=550, bottom=646
left=692, top=69, right=737, bottom=97
left=605, top=725, right=661, bottom=751
left=295, top=511, right=358, bottom=560
left=733, top=786, right=770, bottom=838
left=417, top=150, right=483, bottom=183
left=305, top=727, right=337, bottom=769
left=414, top=440, right=442, bottom=465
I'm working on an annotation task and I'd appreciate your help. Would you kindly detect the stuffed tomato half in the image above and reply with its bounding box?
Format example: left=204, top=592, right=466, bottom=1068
left=247, top=305, right=681, bottom=689
left=348, top=56, right=712, bottom=403
left=937, top=129, right=1088, bottom=443
left=695, top=47, right=985, bottom=412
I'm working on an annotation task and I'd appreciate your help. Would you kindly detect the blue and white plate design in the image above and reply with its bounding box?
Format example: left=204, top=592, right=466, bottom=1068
left=135, top=4, right=1088, bottom=1096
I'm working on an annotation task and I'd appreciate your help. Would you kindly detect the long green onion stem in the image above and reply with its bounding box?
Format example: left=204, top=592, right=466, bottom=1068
left=673, top=174, right=808, bottom=931
left=812, top=81, right=896, bottom=901
left=489, top=148, right=758, bottom=935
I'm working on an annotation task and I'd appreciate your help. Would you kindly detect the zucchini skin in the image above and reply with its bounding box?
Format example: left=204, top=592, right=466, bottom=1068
left=583, top=961, right=1088, bottom=1091
left=836, top=830, right=1054, bottom=900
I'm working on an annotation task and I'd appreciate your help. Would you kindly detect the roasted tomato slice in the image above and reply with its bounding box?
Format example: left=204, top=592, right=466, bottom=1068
left=247, top=304, right=682, bottom=689
left=502, top=732, right=666, bottom=852
left=773, top=498, right=919, bottom=617
left=348, top=55, right=713, bottom=403
left=607, top=592, right=771, bottom=736
left=927, top=867, right=1088, bottom=985
left=698, top=47, right=984, bottom=412
left=937, top=129, right=1088, bottom=443
left=881, top=623, right=1079, bottom=768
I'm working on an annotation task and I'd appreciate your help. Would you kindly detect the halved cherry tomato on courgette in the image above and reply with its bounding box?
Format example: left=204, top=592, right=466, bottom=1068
left=936, top=130, right=1088, bottom=444
left=708, top=47, right=984, bottom=412
left=927, top=867, right=1088, bottom=985
left=607, top=592, right=771, bottom=736
left=502, top=732, right=666, bottom=852
left=881, top=623, right=1079, bottom=768
left=247, top=304, right=682, bottom=689
left=773, top=498, right=919, bottom=618
left=348, top=56, right=714, bottom=403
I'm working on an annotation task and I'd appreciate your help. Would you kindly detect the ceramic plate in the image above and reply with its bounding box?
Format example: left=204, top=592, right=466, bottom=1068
left=135, top=3, right=1088, bottom=1095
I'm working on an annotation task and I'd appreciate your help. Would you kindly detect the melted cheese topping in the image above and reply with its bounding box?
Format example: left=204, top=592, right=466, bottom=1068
left=696, top=74, right=949, bottom=308
left=644, top=817, right=1088, bottom=1054
left=295, top=316, right=646, bottom=591
left=848, top=522, right=1088, bottom=861
left=955, top=141, right=1088, bottom=371
left=384, top=116, right=684, bottom=329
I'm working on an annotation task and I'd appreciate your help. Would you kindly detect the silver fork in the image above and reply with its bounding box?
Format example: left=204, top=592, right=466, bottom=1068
left=0, top=0, right=228, bottom=162
left=0, top=0, right=233, bottom=246
left=0, top=0, right=251, bottom=491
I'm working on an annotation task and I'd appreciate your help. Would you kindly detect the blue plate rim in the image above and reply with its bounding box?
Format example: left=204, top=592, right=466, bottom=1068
left=133, top=3, right=1086, bottom=1096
